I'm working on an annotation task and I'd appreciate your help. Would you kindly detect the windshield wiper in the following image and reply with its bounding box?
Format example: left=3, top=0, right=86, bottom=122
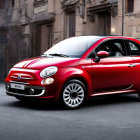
left=48, top=53, right=69, bottom=57
left=41, top=54, right=48, bottom=57
left=41, top=54, right=55, bottom=58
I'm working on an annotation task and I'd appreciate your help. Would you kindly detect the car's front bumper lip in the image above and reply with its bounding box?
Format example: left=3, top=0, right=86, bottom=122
left=5, top=82, right=46, bottom=97
left=6, top=89, right=46, bottom=97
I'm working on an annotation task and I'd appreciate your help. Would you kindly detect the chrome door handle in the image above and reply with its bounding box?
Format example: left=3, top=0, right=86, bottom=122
left=129, top=64, right=136, bottom=67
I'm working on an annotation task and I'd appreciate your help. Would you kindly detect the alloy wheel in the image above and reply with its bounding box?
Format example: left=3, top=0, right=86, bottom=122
left=63, top=82, right=85, bottom=108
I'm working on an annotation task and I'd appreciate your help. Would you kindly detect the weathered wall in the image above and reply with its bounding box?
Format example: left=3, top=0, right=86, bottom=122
left=3, top=0, right=140, bottom=78
left=118, top=0, right=140, bottom=38
left=53, top=0, right=64, bottom=44
left=111, top=0, right=122, bottom=35
left=74, top=0, right=119, bottom=36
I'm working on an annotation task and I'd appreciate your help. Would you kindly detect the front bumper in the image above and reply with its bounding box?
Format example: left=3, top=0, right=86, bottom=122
left=5, top=68, right=64, bottom=101
left=5, top=82, right=46, bottom=97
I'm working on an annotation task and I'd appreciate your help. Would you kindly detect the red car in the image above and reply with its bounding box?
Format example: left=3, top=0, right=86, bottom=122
left=5, top=36, right=140, bottom=109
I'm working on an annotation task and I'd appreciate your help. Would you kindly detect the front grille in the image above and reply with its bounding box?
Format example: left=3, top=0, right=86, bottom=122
left=11, top=76, right=33, bottom=80
left=10, top=73, right=34, bottom=82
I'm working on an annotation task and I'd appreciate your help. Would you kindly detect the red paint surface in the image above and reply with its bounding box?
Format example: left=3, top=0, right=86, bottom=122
left=5, top=36, right=140, bottom=101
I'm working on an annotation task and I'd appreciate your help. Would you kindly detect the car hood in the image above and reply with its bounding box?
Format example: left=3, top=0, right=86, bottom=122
left=13, top=57, right=80, bottom=70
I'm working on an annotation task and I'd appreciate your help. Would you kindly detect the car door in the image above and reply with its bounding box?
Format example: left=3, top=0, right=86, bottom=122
left=91, top=39, right=135, bottom=93
left=124, top=39, right=140, bottom=91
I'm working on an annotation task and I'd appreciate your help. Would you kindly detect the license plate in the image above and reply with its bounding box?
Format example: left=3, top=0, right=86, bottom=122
left=10, top=83, right=25, bottom=90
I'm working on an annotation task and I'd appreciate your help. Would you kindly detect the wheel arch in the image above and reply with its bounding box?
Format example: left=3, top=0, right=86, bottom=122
left=62, top=75, right=91, bottom=96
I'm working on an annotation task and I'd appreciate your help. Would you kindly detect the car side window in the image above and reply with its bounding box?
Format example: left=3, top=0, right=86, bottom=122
left=127, top=41, right=140, bottom=56
left=94, top=39, right=126, bottom=58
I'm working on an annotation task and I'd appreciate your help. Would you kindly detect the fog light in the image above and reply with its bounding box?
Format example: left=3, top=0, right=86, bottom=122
left=6, top=85, right=10, bottom=91
left=29, top=88, right=34, bottom=95
left=41, top=78, right=54, bottom=85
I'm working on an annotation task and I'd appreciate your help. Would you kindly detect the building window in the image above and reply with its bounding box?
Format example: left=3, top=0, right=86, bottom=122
left=126, top=0, right=134, bottom=13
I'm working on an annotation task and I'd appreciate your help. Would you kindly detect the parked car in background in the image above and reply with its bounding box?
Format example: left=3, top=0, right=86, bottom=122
left=5, top=36, right=140, bottom=109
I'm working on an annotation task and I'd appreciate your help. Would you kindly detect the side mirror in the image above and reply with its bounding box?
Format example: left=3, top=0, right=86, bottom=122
left=94, top=51, right=109, bottom=62
left=97, top=51, right=109, bottom=58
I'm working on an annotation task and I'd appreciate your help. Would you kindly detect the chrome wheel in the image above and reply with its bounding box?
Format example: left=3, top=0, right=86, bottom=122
left=63, top=82, right=85, bottom=108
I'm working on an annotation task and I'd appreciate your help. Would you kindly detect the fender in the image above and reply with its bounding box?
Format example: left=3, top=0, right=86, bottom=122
left=53, top=66, right=92, bottom=101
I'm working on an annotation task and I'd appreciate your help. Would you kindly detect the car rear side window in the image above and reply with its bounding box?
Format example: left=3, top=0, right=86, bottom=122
left=127, top=41, right=140, bottom=56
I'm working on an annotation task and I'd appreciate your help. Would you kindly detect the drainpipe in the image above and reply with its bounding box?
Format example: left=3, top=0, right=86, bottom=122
left=122, top=0, right=124, bottom=36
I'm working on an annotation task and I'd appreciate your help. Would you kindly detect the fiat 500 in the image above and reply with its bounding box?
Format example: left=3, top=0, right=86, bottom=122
left=5, top=36, right=140, bottom=109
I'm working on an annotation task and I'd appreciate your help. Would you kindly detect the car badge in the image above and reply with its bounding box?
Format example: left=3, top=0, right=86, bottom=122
left=17, top=75, right=22, bottom=80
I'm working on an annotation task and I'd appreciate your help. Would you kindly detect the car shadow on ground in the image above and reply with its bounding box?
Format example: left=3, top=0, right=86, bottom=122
left=3, top=94, right=140, bottom=111
left=84, top=94, right=139, bottom=108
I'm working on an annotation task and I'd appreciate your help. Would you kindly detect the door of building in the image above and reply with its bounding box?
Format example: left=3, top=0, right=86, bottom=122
left=98, top=11, right=111, bottom=35
left=40, top=24, right=52, bottom=54
left=69, top=12, right=76, bottom=37
left=0, top=36, right=6, bottom=81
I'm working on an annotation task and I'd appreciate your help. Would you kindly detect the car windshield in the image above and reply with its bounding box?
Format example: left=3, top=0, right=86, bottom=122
left=43, top=36, right=102, bottom=58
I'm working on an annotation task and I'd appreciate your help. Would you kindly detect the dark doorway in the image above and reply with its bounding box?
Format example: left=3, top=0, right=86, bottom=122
left=0, top=0, right=6, bottom=9
left=39, top=24, right=52, bottom=54
left=69, top=12, right=76, bottom=37
left=98, top=11, right=111, bottom=35
left=126, top=0, right=134, bottom=13
left=0, top=36, right=6, bottom=81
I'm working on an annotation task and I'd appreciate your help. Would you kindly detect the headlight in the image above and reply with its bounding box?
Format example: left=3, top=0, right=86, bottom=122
left=40, top=66, right=58, bottom=78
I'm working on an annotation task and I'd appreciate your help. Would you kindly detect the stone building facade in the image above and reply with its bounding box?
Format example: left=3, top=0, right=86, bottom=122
left=0, top=0, right=139, bottom=81
left=122, top=0, right=140, bottom=39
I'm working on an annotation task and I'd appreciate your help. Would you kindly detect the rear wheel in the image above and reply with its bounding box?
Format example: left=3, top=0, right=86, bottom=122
left=61, top=79, right=86, bottom=109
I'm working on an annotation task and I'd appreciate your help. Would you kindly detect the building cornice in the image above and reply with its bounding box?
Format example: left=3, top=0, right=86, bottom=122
left=61, top=0, right=79, bottom=8
left=87, top=1, right=118, bottom=20
left=88, top=2, right=118, bottom=13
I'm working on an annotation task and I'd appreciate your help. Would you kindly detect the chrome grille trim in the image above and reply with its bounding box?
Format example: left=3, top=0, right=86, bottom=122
left=19, top=77, right=33, bottom=80
left=11, top=76, right=33, bottom=80
left=11, top=76, right=17, bottom=79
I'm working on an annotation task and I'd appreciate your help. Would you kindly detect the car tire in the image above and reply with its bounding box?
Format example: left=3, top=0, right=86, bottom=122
left=61, top=79, right=86, bottom=109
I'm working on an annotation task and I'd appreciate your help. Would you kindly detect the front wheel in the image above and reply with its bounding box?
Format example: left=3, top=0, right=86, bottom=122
left=61, top=80, right=86, bottom=109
